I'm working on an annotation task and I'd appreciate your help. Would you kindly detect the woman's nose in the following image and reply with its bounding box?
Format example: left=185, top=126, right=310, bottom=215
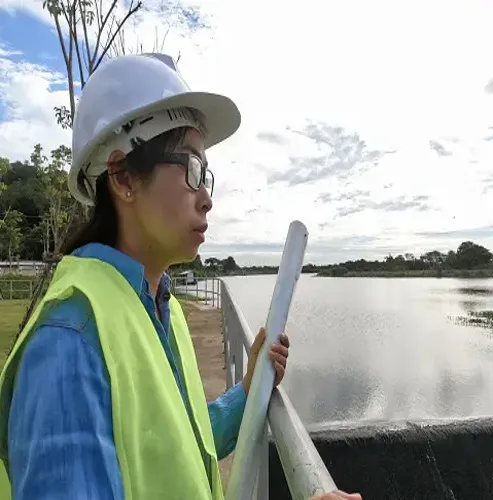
left=198, top=184, right=213, bottom=213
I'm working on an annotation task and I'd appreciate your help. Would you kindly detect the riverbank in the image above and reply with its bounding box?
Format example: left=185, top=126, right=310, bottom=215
left=316, top=269, right=493, bottom=278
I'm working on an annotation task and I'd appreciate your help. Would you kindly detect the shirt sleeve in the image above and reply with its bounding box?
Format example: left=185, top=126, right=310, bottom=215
left=8, top=325, right=124, bottom=500
left=207, top=382, right=247, bottom=460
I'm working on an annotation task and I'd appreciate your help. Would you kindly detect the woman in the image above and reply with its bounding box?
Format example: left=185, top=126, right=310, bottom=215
left=0, top=53, right=361, bottom=499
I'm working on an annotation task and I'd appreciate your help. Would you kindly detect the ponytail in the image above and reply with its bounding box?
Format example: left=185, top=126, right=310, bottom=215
left=62, top=172, right=117, bottom=254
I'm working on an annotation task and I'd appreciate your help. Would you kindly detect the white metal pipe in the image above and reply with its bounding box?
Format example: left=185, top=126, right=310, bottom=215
left=225, top=221, right=309, bottom=500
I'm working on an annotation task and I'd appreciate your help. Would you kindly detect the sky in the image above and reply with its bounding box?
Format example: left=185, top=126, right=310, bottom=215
left=1, top=0, right=493, bottom=265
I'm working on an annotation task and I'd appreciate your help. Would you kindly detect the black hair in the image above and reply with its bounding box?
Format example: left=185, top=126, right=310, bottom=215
left=62, top=126, right=188, bottom=255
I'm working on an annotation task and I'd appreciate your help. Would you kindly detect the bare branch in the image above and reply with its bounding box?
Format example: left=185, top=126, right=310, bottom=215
left=110, top=26, right=127, bottom=57
left=93, top=1, right=142, bottom=71
left=79, top=0, right=92, bottom=84
left=66, top=5, right=76, bottom=119
left=53, top=13, right=70, bottom=67
left=90, top=0, right=118, bottom=70
left=56, top=2, right=76, bottom=121
left=94, top=0, right=102, bottom=35
left=72, top=2, right=86, bottom=88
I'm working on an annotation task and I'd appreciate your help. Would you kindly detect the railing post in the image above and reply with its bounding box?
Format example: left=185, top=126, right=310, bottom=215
left=234, top=327, right=244, bottom=384
left=205, top=278, right=208, bottom=305
left=10, top=280, right=12, bottom=300
left=222, top=282, right=233, bottom=389
left=222, top=284, right=228, bottom=368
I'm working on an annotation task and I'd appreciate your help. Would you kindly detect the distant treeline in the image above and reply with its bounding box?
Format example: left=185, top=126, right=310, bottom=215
left=169, top=255, right=281, bottom=277
left=171, top=241, right=493, bottom=278
left=314, top=241, right=493, bottom=277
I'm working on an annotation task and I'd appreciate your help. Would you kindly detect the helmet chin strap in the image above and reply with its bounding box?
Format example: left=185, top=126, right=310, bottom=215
left=83, top=107, right=206, bottom=203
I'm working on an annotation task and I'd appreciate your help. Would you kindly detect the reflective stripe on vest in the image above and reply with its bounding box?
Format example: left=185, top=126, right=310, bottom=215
left=0, top=256, right=224, bottom=499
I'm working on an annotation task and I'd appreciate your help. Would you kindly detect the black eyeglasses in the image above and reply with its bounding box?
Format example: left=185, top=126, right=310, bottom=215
left=97, top=151, right=214, bottom=197
left=155, top=152, right=214, bottom=197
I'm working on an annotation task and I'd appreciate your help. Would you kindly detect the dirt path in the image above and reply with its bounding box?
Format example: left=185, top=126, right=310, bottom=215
left=183, top=301, right=235, bottom=488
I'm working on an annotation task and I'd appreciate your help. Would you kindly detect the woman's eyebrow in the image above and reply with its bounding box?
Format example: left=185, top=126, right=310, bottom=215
left=182, top=145, right=208, bottom=167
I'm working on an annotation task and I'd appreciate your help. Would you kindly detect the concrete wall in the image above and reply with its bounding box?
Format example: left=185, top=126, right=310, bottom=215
left=268, top=418, right=493, bottom=500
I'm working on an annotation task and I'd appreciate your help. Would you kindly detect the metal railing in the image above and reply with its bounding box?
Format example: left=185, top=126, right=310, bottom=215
left=170, top=276, right=222, bottom=308
left=0, top=280, right=36, bottom=300
left=0, top=276, right=222, bottom=303
left=221, top=280, right=337, bottom=500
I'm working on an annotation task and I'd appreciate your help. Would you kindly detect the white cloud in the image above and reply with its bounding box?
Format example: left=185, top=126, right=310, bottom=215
left=0, top=42, right=22, bottom=58
left=0, top=54, right=70, bottom=159
left=2, top=0, right=493, bottom=265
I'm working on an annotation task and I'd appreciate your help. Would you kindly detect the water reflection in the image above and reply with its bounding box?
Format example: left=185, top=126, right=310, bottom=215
left=224, top=275, right=493, bottom=426
left=455, top=286, right=493, bottom=297
left=286, top=362, right=489, bottom=425
left=451, top=310, right=493, bottom=329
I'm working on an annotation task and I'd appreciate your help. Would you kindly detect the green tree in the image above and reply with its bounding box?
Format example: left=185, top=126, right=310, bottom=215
left=33, top=144, right=73, bottom=256
left=444, top=250, right=457, bottom=268
left=191, top=254, right=203, bottom=269
left=0, top=157, right=9, bottom=232
left=205, top=257, right=221, bottom=271
left=455, top=241, right=492, bottom=269
left=421, top=250, right=446, bottom=268
left=222, top=256, right=238, bottom=273
left=0, top=157, right=8, bottom=193
left=0, top=210, right=23, bottom=262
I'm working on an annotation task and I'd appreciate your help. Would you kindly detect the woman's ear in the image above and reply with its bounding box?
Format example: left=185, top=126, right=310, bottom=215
left=107, top=150, right=137, bottom=203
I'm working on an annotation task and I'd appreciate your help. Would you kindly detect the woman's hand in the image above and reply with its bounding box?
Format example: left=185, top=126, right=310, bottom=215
left=242, top=327, right=290, bottom=395
left=309, top=491, right=362, bottom=500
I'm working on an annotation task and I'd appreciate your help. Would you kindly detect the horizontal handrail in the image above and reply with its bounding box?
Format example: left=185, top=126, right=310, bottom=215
left=221, top=280, right=337, bottom=499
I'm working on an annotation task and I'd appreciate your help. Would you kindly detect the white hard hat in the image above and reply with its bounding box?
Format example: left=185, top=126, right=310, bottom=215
left=69, top=53, right=241, bottom=205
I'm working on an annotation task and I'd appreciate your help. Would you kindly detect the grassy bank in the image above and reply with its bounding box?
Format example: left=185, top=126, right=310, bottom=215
left=0, top=300, right=28, bottom=370
left=0, top=300, right=28, bottom=496
left=317, top=269, right=493, bottom=278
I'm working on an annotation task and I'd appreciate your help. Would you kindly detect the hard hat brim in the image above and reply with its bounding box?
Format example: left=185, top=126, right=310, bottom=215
left=69, top=91, right=241, bottom=205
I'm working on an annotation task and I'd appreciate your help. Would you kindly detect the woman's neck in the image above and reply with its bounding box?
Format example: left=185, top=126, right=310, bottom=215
left=117, top=238, right=169, bottom=300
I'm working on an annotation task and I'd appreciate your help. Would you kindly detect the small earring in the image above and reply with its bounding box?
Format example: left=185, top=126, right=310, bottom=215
left=126, top=191, right=131, bottom=198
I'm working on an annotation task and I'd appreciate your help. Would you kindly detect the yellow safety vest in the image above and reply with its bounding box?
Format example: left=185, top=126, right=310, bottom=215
left=0, top=256, right=224, bottom=499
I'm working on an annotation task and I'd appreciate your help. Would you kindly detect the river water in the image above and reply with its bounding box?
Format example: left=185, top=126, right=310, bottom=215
left=222, top=275, right=493, bottom=428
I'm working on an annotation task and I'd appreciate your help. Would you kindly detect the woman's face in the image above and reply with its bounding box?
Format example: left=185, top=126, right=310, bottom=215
left=130, top=128, right=212, bottom=265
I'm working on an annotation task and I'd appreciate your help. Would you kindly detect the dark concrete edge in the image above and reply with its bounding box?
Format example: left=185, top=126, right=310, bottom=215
left=302, top=416, right=493, bottom=443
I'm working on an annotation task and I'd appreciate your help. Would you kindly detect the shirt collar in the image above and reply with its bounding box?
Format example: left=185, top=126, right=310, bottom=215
left=71, top=243, right=170, bottom=297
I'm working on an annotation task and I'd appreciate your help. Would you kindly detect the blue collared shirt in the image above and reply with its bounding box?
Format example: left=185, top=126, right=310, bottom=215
left=8, top=243, right=247, bottom=499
